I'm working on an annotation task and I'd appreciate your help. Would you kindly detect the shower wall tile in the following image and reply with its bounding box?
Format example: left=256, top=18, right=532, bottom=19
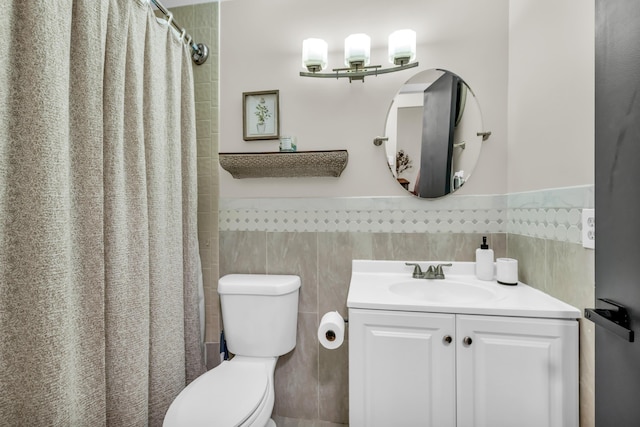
left=195, top=101, right=210, bottom=121
left=210, top=86, right=218, bottom=109
left=196, top=172, right=213, bottom=194
left=198, top=191, right=212, bottom=213
left=198, top=231, right=213, bottom=266
left=173, top=1, right=220, bottom=368
left=197, top=212, right=214, bottom=233
left=195, top=82, right=212, bottom=102
left=191, top=27, right=212, bottom=47
left=193, top=62, right=213, bottom=84
left=211, top=105, right=219, bottom=131
left=197, top=157, right=213, bottom=177
left=196, top=118, right=211, bottom=144
left=193, top=2, right=216, bottom=29
left=171, top=5, right=194, bottom=29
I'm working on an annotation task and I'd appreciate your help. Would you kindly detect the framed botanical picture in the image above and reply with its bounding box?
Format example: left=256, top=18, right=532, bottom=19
left=243, top=90, right=280, bottom=140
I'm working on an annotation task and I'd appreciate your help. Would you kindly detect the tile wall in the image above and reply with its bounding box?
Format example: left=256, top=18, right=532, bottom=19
left=218, top=186, right=594, bottom=426
left=220, top=229, right=506, bottom=425
left=167, top=3, right=221, bottom=368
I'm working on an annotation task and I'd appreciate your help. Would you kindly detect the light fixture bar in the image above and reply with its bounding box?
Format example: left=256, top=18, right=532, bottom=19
left=299, top=61, right=419, bottom=82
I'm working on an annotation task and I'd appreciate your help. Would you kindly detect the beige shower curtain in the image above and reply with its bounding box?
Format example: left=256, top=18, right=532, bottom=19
left=0, top=0, right=206, bottom=425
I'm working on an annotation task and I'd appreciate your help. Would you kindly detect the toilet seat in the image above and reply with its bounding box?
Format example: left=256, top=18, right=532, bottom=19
left=163, top=360, right=270, bottom=427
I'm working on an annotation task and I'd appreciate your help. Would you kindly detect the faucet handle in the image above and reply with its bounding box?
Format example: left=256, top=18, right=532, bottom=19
left=435, top=263, right=452, bottom=279
left=405, top=262, right=424, bottom=278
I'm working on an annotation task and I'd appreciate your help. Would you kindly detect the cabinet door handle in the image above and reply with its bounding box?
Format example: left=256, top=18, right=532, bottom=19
left=443, top=335, right=452, bottom=345
left=463, top=336, right=473, bottom=346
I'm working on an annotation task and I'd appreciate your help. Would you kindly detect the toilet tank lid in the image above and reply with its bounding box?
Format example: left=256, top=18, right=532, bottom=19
left=218, top=274, right=301, bottom=296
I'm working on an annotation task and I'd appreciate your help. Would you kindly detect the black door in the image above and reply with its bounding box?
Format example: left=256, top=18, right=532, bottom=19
left=593, top=1, right=640, bottom=425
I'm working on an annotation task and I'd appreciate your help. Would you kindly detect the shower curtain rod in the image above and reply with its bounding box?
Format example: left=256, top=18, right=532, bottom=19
left=150, top=0, right=209, bottom=65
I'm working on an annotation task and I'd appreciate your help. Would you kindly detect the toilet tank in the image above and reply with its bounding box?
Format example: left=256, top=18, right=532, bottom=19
left=218, top=274, right=300, bottom=357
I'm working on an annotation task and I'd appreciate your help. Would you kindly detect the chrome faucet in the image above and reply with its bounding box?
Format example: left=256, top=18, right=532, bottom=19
left=405, top=262, right=452, bottom=279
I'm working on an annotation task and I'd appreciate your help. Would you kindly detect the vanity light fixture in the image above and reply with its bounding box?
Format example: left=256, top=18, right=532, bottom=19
left=300, top=29, right=419, bottom=82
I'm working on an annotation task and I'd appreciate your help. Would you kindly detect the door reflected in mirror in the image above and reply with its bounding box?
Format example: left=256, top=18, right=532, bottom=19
left=384, top=69, right=485, bottom=198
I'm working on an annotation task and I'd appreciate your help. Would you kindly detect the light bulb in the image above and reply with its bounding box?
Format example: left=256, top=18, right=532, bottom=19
left=388, top=29, right=416, bottom=65
left=302, top=38, right=328, bottom=72
left=344, top=33, right=371, bottom=67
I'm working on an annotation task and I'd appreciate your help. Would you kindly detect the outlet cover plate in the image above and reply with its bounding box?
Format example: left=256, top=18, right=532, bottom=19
left=582, top=208, right=595, bottom=249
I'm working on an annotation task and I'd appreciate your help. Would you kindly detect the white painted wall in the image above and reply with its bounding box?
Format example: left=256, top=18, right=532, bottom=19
left=507, top=0, right=594, bottom=193
left=167, top=0, right=594, bottom=198
left=219, top=0, right=508, bottom=198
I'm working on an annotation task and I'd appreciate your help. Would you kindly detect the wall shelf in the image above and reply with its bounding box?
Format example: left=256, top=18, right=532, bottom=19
left=219, top=150, right=348, bottom=179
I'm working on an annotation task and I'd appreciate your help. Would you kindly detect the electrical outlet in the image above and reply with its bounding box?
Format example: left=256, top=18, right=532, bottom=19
left=582, top=208, right=595, bottom=249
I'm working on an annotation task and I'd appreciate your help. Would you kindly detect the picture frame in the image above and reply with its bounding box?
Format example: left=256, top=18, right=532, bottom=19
left=243, top=90, right=280, bottom=140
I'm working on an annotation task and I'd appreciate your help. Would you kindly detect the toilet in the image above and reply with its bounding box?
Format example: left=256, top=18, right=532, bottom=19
left=163, top=274, right=301, bottom=427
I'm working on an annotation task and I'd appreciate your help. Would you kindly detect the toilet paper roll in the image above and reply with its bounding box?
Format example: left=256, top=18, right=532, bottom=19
left=496, top=258, right=518, bottom=285
left=318, top=311, right=345, bottom=350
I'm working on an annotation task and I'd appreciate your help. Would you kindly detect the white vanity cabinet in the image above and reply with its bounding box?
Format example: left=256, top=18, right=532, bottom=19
left=349, top=309, right=457, bottom=427
left=349, top=308, right=579, bottom=427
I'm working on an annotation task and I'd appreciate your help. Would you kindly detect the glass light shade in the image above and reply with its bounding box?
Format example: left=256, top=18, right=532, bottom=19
left=344, top=33, right=371, bottom=67
left=388, top=29, right=416, bottom=65
left=302, top=38, right=328, bottom=72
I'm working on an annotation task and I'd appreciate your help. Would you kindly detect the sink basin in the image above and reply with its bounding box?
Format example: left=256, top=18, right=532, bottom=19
left=347, top=260, right=582, bottom=318
left=389, top=279, right=500, bottom=304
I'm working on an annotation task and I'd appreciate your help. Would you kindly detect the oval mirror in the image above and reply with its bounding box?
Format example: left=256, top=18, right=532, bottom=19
left=383, top=69, right=486, bottom=198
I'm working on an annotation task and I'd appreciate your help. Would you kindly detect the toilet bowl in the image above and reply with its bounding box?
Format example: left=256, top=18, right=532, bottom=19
left=163, top=356, right=276, bottom=427
left=163, top=274, right=300, bottom=427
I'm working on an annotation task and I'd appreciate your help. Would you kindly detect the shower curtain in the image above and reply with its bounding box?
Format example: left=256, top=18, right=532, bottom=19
left=0, top=1, right=206, bottom=425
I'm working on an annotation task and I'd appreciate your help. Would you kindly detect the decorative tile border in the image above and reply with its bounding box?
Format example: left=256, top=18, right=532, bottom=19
left=218, top=185, right=594, bottom=243
left=506, top=185, right=593, bottom=244
left=219, top=195, right=507, bottom=234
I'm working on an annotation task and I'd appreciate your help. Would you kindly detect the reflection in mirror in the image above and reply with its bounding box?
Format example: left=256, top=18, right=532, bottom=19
left=384, top=69, right=485, bottom=198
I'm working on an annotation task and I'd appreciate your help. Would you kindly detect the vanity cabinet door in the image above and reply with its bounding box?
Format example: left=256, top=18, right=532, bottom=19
left=349, top=308, right=456, bottom=427
left=455, top=315, right=579, bottom=427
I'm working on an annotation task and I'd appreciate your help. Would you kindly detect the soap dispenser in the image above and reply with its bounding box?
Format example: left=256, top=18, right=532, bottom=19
left=475, top=236, right=494, bottom=281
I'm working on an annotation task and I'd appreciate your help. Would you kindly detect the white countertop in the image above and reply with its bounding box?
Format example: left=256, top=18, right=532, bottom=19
left=346, top=260, right=581, bottom=319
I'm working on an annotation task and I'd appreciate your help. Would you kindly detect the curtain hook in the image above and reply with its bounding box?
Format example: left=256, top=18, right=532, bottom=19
left=180, top=29, right=186, bottom=42
left=166, top=11, right=174, bottom=28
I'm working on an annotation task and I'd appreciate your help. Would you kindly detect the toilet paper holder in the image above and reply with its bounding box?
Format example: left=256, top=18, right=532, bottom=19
left=325, top=316, right=348, bottom=341
left=318, top=313, right=348, bottom=349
